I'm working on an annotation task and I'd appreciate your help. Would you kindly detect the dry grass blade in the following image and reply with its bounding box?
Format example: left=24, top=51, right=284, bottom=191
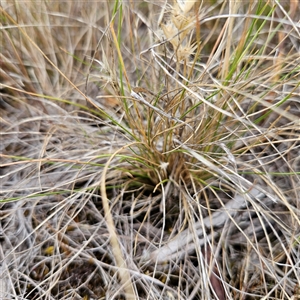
left=100, top=143, right=139, bottom=300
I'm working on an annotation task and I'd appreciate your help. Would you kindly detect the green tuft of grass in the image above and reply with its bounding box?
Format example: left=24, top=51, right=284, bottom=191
left=1, top=1, right=299, bottom=299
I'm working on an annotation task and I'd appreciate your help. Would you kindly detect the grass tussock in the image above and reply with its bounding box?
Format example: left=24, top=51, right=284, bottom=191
left=1, top=1, right=300, bottom=299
